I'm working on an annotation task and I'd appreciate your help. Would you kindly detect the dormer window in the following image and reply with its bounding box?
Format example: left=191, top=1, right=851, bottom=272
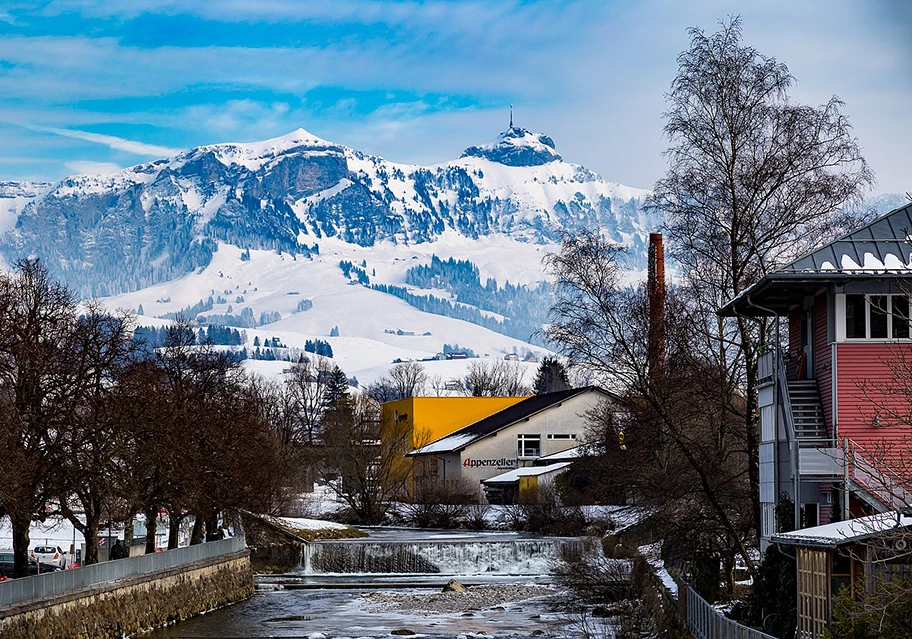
left=844, top=294, right=910, bottom=340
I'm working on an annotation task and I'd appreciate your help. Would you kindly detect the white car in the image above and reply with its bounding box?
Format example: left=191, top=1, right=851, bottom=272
left=31, top=545, right=67, bottom=569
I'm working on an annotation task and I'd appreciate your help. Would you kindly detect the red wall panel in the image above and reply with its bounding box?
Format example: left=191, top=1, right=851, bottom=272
left=836, top=342, right=912, bottom=466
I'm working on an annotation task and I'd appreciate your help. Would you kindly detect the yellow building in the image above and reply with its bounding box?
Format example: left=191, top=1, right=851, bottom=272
left=382, top=396, right=528, bottom=450
left=381, top=396, right=528, bottom=499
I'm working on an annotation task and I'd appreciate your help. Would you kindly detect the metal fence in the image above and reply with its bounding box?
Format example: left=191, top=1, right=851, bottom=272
left=686, top=586, right=777, bottom=639
left=0, top=536, right=245, bottom=610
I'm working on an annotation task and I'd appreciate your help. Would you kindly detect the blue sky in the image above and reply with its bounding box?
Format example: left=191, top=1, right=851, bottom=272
left=1, top=0, right=909, bottom=194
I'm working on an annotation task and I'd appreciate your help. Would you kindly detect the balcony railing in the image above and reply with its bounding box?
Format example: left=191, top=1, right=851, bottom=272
left=842, top=439, right=912, bottom=511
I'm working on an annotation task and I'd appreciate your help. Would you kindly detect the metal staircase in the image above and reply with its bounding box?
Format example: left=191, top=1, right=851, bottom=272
left=786, top=380, right=827, bottom=442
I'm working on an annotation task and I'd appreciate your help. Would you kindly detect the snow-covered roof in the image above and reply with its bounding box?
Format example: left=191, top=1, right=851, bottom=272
left=482, top=462, right=571, bottom=484
left=537, top=445, right=591, bottom=462
left=781, top=202, right=912, bottom=274
left=412, top=433, right=477, bottom=455
left=772, top=512, right=912, bottom=549
left=720, top=201, right=912, bottom=317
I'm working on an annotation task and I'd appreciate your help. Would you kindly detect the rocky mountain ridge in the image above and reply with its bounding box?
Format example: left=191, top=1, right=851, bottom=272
left=1, top=126, right=653, bottom=296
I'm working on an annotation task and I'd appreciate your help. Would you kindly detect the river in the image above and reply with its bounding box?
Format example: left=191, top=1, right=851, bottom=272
left=145, top=528, right=598, bottom=638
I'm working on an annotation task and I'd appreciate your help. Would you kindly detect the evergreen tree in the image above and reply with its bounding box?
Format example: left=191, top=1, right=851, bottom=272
left=330, top=325, right=340, bottom=337
left=532, top=356, right=571, bottom=394
left=137, top=303, right=144, bottom=315
left=731, top=494, right=797, bottom=638
left=322, top=365, right=350, bottom=411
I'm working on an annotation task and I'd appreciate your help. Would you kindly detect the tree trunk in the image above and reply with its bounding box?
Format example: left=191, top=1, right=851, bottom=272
left=144, top=506, right=158, bottom=554
left=168, top=513, right=181, bottom=549
left=205, top=510, right=219, bottom=541
left=83, top=521, right=99, bottom=565
left=123, top=518, right=134, bottom=558
left=190, top=515, right=204, bottom=545
left=10, top=514, right=31, bottom=578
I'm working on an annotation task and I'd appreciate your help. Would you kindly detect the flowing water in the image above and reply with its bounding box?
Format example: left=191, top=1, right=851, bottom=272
left=145, top=529, right=595, bottom=638
left=301, top=535, right=577, bottom=575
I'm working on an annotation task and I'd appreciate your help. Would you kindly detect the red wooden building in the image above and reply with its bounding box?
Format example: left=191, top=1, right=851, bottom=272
left=720, top=201, right=912, bottom=548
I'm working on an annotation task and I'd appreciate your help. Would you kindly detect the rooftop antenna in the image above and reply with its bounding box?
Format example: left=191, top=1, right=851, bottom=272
left=509, top=104, right=513, bottom=129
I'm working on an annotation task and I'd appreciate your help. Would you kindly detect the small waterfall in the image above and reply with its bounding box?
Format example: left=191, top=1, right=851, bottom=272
left=301, top=539, right=582, bottom=575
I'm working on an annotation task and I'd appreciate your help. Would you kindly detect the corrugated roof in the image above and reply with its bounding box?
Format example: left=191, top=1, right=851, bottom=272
left=781, top=201, right=912, bottom=274
left=409, top=387, right=606, bottom=455
left=720, top=201, right=912, bottom=317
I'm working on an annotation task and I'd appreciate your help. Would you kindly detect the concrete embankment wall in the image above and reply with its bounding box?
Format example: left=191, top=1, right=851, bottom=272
left=0, top=550, right=253, bottom=639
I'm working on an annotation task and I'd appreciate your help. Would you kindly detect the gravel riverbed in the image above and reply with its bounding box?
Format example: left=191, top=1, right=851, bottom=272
left=362, top=584, right=557, bottom=614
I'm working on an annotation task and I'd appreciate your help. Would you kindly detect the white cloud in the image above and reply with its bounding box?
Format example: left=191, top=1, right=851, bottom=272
left=35, top=126, right=182, bottom=157
left=64, top=160, right=122, bottom=175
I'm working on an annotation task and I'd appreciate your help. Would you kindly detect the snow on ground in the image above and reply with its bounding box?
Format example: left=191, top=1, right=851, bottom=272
left=639, top=541, right=678, bottom=597
left=103, top=238, right=552, bottom=386
left=273, top=516, right=349, bottom=532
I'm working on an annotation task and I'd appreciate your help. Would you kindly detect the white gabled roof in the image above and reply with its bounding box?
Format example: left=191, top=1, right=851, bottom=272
left=537, top=445, right=591, bottom=462
left=481, top=462, right=571, bottom=485
left=772, top=512, right=912, bottom=549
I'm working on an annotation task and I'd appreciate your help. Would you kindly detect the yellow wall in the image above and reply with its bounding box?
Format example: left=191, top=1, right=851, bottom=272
left=382, top=396, right=528, bottom=450
left=518, top=475, right=538, bottom=500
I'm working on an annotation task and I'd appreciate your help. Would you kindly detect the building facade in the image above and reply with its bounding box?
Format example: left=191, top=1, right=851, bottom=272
left=408, top=387, right=611, bottom=499
left=720, top=201, right=912, bottom=549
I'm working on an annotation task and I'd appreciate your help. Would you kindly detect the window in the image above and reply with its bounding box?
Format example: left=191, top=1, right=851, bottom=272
left=761, top=503, right=775, bottom=538
left=546, top=434, right=577, bottom=440
left=802, top=502, right=819, bottom=528
left=845, top=294, right=911, bottom=340
left=870, top=295, right=888, bottom=338
left=517, top=434, right=541, bottom=457
left=894, top=296, right=910, bottom=338
left=846, top=295, right=867, bottom=338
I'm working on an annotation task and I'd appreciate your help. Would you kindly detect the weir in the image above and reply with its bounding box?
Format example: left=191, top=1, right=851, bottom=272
left=301, top=538, right=580, bottom=575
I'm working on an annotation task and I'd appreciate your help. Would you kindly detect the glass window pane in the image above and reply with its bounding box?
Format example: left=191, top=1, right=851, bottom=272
left=846, top=295, right=867, bottom=338
left=893, top=296, right=910, bottom=338
left=870, top=296, right=888, bottom=338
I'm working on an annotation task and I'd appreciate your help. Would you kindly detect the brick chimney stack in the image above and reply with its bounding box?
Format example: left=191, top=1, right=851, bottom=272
left=648, top=233, right=666, bottom=378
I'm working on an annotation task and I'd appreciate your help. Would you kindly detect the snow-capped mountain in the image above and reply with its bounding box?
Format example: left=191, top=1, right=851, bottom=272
left=1, top=126, right=652, bottom=297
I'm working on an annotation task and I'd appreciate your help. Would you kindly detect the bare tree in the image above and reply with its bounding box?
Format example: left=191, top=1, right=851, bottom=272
left=650, top=16, right=874, bottom=534
left=284, top=355, right=331, bottom=445
left=545, top=231, right=757, bottom=581
left=388, top=361, right=428, bottom=398
left=462, top=360, right=529, bottom=397
left=318, top=395, right=412, bottom=524
left=0, top=259, right=78, bottom=577
left=427, top=375, right=448, bottom=397
left=52, top=304, right=139, bottom=565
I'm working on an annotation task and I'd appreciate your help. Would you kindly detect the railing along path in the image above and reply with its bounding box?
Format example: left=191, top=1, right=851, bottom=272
left=0, top=536, right=245, bottom=609
left=686, top=586, right=777, bottom=639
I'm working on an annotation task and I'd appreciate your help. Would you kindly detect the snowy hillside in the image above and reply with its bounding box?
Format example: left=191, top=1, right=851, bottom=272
left=104, top=237, right=550, bottom=386
left=1, top=126, right=653, bottom=297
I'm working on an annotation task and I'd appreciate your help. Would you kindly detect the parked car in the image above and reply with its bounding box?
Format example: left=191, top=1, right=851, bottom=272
left=31, top=545, right=67, bottom=569
left=0, top=550, right=64, bottom=576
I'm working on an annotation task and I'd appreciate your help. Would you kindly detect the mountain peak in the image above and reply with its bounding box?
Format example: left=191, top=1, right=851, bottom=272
left=460, top=126, right=561, bottom=167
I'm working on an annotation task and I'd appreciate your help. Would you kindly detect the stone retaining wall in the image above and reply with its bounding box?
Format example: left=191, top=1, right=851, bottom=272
left=0, top=550, right=253, bottom=639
